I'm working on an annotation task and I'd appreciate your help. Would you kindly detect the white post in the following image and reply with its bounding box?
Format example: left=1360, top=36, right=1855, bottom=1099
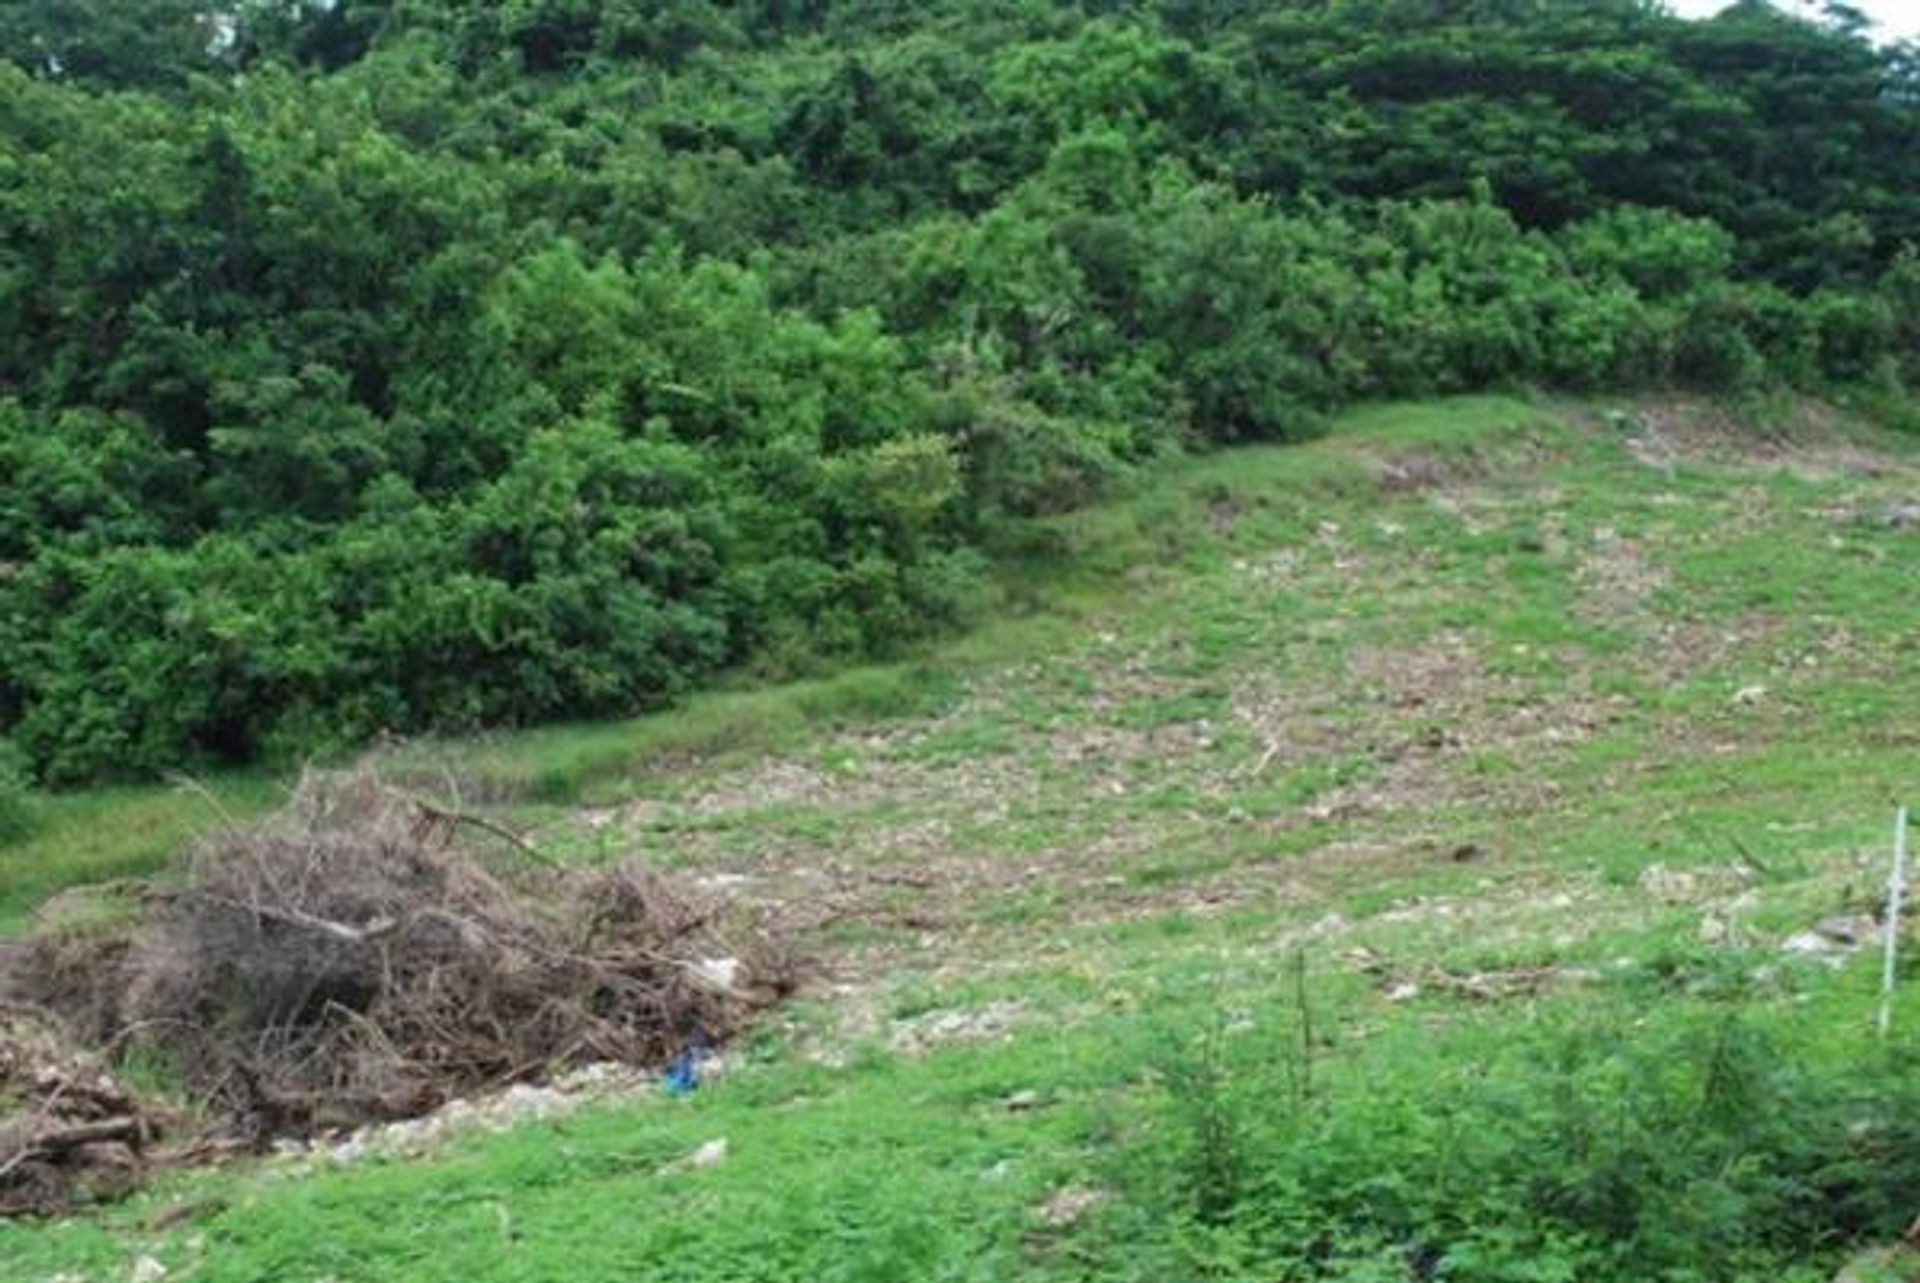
left=1879, top=806, right=1909, bottom=1038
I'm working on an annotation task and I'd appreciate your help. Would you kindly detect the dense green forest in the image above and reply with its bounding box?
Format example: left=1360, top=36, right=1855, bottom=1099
left=0, top=0, right=1916, bottom=784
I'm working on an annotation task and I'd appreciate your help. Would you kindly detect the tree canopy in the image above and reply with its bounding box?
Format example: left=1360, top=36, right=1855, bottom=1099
left=1, top=0, right=1915, bottom=782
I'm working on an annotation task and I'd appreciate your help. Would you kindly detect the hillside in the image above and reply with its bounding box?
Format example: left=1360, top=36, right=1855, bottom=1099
left=6, top=396, right=1920, bottom=1281
left=5, top=0, right=1920, bottom=1275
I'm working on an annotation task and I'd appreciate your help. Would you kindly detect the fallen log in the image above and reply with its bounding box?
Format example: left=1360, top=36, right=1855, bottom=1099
left=15, top=1116, right=148, bottom=1154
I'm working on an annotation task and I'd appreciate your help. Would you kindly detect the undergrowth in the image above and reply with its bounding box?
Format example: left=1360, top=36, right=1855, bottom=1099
left=1120, top=997, right=1920, bottom=1283
left=0, top=741, right=37, bottom=846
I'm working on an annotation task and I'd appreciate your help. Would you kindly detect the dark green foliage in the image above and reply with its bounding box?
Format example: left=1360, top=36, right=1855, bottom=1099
left=0, top=0, right=1915, bottom=781
left=0, top=738, right=37, bottom=844
left=0, top=0, right=230, bottom=89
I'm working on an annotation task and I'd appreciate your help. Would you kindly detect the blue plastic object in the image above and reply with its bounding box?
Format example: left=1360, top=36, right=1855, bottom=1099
left=663, top=1031, right=709, bottom=1096
left=663, top=1049, right=699, bottom=1096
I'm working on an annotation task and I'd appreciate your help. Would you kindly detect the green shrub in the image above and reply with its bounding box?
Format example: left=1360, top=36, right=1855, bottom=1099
left=1122, top=1005, right=1920, bottom=1283
left=0, top=738, right=38, bottom=845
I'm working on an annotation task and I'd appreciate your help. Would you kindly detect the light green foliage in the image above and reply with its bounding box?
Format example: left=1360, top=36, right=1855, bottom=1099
left=0, top=773, right=274, bottom=930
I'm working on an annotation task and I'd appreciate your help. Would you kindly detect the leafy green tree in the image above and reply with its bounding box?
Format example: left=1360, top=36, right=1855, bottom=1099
left=0, top=0, right=1914, bottom=783
left=0, top=0, right=228, bottom=89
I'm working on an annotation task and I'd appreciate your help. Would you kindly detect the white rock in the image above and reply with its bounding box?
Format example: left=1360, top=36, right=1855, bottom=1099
left=1638, top=863, right=1697, bottom=903
left=1883, top=501, right=1920, bottom=529
left=1813, top=915, right=1878, bottom=947
left=1307, top=912, right=1350, bottom=936
left=129, top=1256, right=168, bottom=1283
left=1038, top=1186, right=1107, bottom=1227
left=686, top=1138, right=729, bottom=1169
left=690, top=957, right=743, bottom=992
left=1782, top=932, right=1851, bottom=968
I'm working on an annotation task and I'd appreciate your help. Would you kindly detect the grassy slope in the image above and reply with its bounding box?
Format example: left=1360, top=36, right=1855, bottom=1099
left=6, top=394, right=1920, bottom=1281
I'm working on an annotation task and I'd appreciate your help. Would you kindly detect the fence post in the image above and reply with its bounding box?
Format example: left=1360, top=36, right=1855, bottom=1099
left=1878, top=806, right=1908, bottom=1038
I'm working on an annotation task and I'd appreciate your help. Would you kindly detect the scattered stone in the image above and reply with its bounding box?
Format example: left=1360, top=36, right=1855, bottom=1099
left=1037, top=1186, right=1107, bottom=1228
left=1732, top=684, right=1768, bottom=708
left=685, top=1138, right=729, bottom=1170
left=1384, top=980, right=1421, bottom=1003
left=129, top=1256, right=168, bottom=1283
left=1813, top=915, right=1879, bottom=948
left=1340, top=946, right=1384, bottom=975
left=690, top=957, right=744, bottom=993
left=1003, top=1090, right=1046, bottom=1113
left=1883, top=501, right=1920, bottom=530
left=271, top=1063, right=657, bottom=1170
left=1423, top=966, right=1559, bottom=1002
left=889, top=1001, right=1027, bottom=1054
left=1638, top=863, right=1697, bottom=903
left=1781, top=915, right=1880, bottom=966
left=1306, top=912, right=1351, bottom=938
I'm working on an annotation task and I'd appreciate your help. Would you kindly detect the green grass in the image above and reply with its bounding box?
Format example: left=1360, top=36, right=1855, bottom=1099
left=0, top=394, right=1562, bottom=927
left=6, top=953, right=1914, bottom=1282
left=0, top=777, right=277, bottom=933
left=7, top=393, right=1920, bottom=1281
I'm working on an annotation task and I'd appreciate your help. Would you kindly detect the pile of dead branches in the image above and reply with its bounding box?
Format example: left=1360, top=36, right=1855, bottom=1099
left=0, top=1008, right=161, bottom=1215
left=10, top=769, right=792, bottom=1144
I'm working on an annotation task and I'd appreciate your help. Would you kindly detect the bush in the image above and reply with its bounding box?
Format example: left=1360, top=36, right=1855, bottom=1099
left=1121, top=1004, right=1920, bottom=1283
left=936, top=380, right=1132, bottom=517
left=0, top=738, right=38, bottom=845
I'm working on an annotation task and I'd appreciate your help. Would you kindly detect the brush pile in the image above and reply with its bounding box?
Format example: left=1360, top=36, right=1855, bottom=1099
left=0, top=1009, right=161, bottom=1216
left=3, top=769, right=791, bottom=1210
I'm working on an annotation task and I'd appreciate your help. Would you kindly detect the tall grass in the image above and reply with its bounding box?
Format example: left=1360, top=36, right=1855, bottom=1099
left=1121, top=993, right=1920, bottom=1282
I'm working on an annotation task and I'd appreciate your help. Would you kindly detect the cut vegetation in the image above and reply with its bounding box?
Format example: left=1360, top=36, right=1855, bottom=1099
left=4, top=0, right=1920, bottom=1276
left=5, top=395, right=1920, bottom=1281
